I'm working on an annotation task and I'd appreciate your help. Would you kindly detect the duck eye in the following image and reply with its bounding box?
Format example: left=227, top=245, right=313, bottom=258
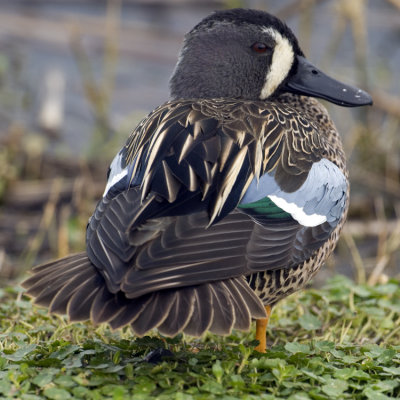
left=251, top=42, right=271, bottom=54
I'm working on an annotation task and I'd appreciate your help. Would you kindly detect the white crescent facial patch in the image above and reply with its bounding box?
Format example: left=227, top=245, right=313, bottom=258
left=260, top=27, right=295, bottom=100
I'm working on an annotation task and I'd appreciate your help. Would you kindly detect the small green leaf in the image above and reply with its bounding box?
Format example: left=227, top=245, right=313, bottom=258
left=0, top=356, right=7, bottom=370
left=363, top=388, right=392, bottom=400
left=4, top=344, right=37, bottom=361
left=251, top=358, right=287, bottom=370
left=334, top=367, right=370, bottom=380
left=32, top=371, right=55, bottom=388
left=288, top=392, right=312, bottom=400
left=298, top=314, right=322, bottom=331
left=372, top=380, right=399, bottom=392
left=321, top=378, right=348, bottom=398
left=382, top=367, right=400, bottom=376
left=212, top=360, right=223, bottom=383
left=363, top=345, right=386, bottom=358
left=53, top=375, right=76, bottom=388
left=43, top=387, right=71, bottom=399
left=377, top=349, right=396, bottom=364
left=372, top=284, right=399, bottom=295
left=71, top=386, right=90, bottom=398
left=352, top=286, right=373, bottom=298
left=174, top=393, right=194, bottom=400
left=284, top=342, right=310, bottom=354
left=0, top=380, right=11, bottom=395
left=21, top=394, right=43, bottom=400
left=314, top=341, right=335, bottom=352
left=112, top=350, right=121, bottom=364
left=49, top=345, right=80, bottom=360
left=230, top=374, right=245, bottom=389
left=200, top=381, right=224, bottom=395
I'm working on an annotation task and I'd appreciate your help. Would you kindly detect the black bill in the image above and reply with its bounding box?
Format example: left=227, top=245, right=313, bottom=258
left=284, top=56, right=373, bottom=107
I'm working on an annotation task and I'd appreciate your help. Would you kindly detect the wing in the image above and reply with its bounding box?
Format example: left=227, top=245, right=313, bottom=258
left=88, top=98, right=346, bottom=299
left=240, top=158, right=348, bottom=271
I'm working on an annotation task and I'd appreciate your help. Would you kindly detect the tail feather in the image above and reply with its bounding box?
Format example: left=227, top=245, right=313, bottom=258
left=208, top=281, right=235, bottom=335
left=130, top=290, right=177, bottom=336
left=35, top=269, right=93, bottom=308
left=90, top=286, right=121, bottom=324
left=67, top=274, right=104, bottom=321
left=233, top=277, right=267, bottom=319
left=182, top=285, right=213, bottom=336
left=46, top=269, right=95, bottom=314
left=29, top=253, right=88, bottom=274
left=22, top=254, right=88, bottom=298
left=22, top=254, right=267, bottom=337
left=157, top=287, right=195, bottom=337
left=223, top=279, right=251, bottom=331
left=107, top=293, right=153, bottom=329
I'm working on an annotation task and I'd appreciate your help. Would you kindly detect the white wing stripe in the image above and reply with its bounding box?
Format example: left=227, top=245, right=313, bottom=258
left=240, top=158, right=347, bottom=227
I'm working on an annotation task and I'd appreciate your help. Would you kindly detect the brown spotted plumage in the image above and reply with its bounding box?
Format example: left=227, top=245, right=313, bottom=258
left=22, top=9, right=372, bottom=350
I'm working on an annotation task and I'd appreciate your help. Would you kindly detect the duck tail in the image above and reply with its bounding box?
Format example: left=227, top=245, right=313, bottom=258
left=21, top=253, right=104, bottom=322
left=22, top=254, right=267, bottom=337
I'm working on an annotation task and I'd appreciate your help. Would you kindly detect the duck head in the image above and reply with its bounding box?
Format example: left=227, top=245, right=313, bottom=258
left=170, top=8, right=372, bottom=107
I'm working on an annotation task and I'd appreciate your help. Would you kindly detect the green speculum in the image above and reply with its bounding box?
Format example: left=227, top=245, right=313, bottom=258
left=238, top=197, right=291, bottom=219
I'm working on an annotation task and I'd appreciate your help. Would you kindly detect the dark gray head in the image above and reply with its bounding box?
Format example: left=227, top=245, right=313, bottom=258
left=170, top=9, right=303, bottom=101
left=169, top=9, right=373, bottom=107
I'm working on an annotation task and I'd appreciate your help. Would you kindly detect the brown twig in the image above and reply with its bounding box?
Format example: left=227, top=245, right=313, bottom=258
left=342, top=231, right=366, bottom=284
left=58, top=204, right=71, bottom=258
left=368, top=220, right=400, bottom=285
left=20, top=179, right=62, bottom=271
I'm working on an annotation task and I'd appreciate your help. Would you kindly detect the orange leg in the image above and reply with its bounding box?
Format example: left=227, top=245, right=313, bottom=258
left=254, top=305, right=272, bottom=353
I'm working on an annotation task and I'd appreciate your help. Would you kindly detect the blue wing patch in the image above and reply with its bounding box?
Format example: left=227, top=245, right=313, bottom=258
left=239, top=158, right=347, bottom=227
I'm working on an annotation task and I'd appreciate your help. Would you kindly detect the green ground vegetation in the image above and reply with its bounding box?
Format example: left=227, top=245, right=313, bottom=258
left=0, top=275, right=400, bottom=399
left=0, top=2, right=399, bottom=400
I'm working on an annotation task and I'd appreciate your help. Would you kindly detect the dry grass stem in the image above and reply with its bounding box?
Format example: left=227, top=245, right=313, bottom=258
left=342, top=231, right=366, bottom=284
left=368, top=220, right=400, bottom=285
left=20, top=179, right=63, bottom=271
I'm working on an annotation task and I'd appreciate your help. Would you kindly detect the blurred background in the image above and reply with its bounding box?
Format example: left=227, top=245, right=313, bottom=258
left=0, top=0, right=399, bottom=288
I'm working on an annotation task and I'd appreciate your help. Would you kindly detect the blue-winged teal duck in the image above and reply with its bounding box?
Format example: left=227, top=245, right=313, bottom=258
left=23, top=9, right=372, bottom=352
